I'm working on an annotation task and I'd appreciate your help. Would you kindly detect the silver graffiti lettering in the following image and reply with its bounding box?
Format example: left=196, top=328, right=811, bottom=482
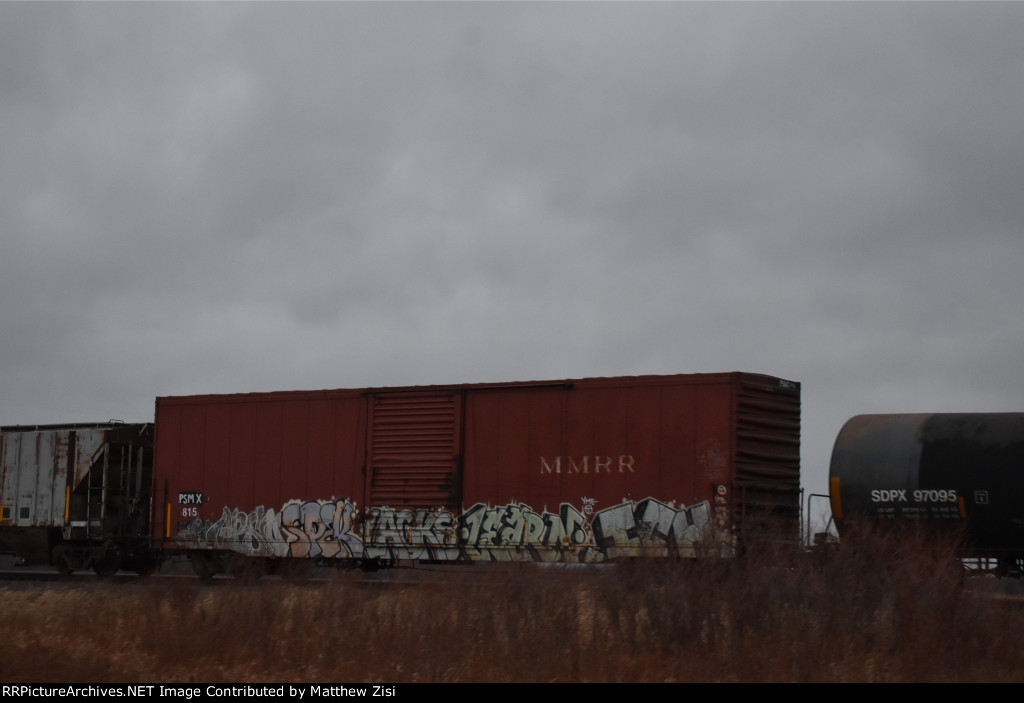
left=281, top=499, right=363, bottom=559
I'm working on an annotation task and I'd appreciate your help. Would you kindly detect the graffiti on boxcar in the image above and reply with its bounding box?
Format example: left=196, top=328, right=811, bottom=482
left=713, top=485, right=730, bottom=533
left=457, top=498, right=714, bottom=562
left=363, top=507, right=460, bottom=560
left=176, top=505, right=285, bottom=557
left=581, top=496, right=597, bottom=515
left=174, top=496, right=717, bottom=562
left=591, top=498, right=713, bottom=559
left=280, top=499, right=363, bottom=558
left=460, top=501, right=590, bottom=561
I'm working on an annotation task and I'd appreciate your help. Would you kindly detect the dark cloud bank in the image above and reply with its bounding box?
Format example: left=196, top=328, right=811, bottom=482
left=2, top=3, right=1022, bottom=501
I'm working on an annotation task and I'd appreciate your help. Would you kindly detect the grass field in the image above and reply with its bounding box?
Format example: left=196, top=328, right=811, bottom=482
left=2, top=528, right=1022, bottom=682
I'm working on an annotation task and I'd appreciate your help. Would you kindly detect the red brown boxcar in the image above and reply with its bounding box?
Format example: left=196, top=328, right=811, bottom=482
left=153, top=372, right=800, bottom=572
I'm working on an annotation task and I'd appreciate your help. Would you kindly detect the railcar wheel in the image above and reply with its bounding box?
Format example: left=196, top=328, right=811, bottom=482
left=279, top=558, right=312, bottom=580
left=227, top=555, right=265, bottom=583
left=53, top=551, right=74, bottom=577
left=361, top=557, right=385, bottom=572
left=92, top=559, right=119, bottom=577
left=130, top=559, right=159, bottom=577
left=191, top=553, right=216, bottom=579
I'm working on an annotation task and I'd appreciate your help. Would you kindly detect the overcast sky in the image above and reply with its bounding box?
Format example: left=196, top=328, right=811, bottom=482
left=3, top=2, right=1023, bottom=511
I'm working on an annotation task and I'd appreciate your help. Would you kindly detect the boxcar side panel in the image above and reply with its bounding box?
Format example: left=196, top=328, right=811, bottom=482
left=154, top=373, right=799, bottom=565
left=155, top=392, right=367, bottom=560
left=458, top=376, right=737, bottom=562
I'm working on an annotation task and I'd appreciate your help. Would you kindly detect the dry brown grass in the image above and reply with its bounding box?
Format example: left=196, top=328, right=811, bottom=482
left=2, top=529, right=1023, bottom=682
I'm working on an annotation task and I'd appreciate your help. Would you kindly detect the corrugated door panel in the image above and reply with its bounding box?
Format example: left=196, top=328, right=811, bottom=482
left=735, top=377, right=800, bottom=487
left=368, top=392, right=461, bottom=509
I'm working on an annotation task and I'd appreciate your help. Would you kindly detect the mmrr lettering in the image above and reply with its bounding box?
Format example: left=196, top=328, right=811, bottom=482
left=540, top=455, right=635, bottom=474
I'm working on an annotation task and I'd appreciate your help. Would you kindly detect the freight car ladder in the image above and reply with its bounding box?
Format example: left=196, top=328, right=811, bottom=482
left=86, top=448, right=104, bottom=538
left=73, top=432, right=150, bottom=543
left=81, top=437, right=149, bottom=540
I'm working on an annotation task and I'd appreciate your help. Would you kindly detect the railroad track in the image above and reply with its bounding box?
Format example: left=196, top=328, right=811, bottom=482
left=0, top=556, right=542, bottom=587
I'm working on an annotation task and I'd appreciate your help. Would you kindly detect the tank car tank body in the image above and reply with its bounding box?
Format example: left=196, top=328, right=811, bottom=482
left=829, top=413, right=1024, bottom=563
